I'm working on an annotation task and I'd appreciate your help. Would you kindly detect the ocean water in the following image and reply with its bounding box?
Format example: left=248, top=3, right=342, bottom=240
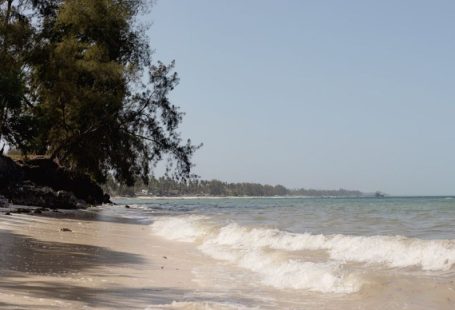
left=113, top=196, right=455, bottom=309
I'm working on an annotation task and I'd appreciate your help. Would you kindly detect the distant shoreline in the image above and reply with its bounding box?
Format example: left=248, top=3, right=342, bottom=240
left=105, top=177, right=371, bottom=198
left=113, top=195, right=455, bottom=200
left=115, top=194, right=376, bottom=200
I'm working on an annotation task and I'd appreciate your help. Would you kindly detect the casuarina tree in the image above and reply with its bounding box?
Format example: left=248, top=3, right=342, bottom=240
left=0, top=0, right=199, bottom=185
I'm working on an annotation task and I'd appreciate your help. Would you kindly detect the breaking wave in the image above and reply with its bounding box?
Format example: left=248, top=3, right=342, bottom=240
left=150, top=215, right=455, bottom=293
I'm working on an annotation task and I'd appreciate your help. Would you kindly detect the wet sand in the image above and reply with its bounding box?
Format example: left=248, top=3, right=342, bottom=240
left=0, top=207, right=217, bottom=309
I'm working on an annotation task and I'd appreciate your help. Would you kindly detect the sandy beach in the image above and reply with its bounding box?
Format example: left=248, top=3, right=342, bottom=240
left=0, top=206, right=225, bottom=309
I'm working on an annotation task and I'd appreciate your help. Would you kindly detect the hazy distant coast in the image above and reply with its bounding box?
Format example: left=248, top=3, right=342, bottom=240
left=104, top=176, right=380, bottom=198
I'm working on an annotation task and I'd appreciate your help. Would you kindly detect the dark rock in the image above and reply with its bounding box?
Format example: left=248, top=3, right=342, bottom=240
left=0, top=195, right=9, bottom=208
left=20, top=158, right=110, bottom=205
left=7, top=184, right=88, bottom=209
left=13, top=208, right=31, bottom=214
left=60, top=228, right=72, bottom=232
left=0, top=155, right=110, bottom=209
left=0, top=155, right=24, bottom=188
left=5, top=212, right=11, bottom=215
left=125, top=205, right=131, bottom=208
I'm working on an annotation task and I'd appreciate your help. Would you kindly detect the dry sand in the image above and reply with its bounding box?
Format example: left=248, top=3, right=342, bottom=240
left=0, top=207, right=219, bottom=309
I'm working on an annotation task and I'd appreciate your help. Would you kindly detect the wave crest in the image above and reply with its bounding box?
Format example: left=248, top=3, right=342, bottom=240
left=150, top=216, right=455, bottom=293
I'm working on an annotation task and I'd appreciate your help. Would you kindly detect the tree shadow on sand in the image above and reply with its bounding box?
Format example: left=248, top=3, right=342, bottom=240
left=0, top=279, right=191, bottom=309
left=0, top=229, right=145, bottom=275
left=0, top=230, right=257, bottom=309
left=0, top=279, right=258, bottom=309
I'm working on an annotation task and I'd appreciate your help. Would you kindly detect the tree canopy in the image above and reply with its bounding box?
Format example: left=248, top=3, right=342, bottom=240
left=0, top=0, right=35, bottom=152
left=0, top=0, right=199, bottom=185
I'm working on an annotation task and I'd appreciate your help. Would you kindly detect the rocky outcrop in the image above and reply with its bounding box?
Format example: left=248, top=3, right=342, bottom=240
left=0, top=155, right=24, bottom=188
left=7, top=182, right=89, bottom=209
left=19, top=158, right=109, bottom=205
left=0, top=155, right=109, bottom=209
left=0, top=195, right=9, bottom=208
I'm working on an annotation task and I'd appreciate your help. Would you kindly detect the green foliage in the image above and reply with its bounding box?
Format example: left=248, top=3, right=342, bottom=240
left=104, top=176, right=365, bottom=198
left=0, top=0, right=37, bottom=152
left=0, top=0, right=199, bottom=185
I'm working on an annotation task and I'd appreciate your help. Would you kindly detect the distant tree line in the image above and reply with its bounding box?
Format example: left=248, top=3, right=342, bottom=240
left=103, top=176, right=365, bottom=197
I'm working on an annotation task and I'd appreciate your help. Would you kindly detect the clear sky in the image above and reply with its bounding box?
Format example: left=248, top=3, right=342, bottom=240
left=147, top=0, right=455, bottom=196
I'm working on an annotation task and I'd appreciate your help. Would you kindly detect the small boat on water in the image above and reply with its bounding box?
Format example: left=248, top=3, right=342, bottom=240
left=375, top=191, right=385, bottom=198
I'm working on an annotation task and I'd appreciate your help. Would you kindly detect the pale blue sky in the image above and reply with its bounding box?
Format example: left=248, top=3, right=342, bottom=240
left=147, top=0, right=455, bottom=196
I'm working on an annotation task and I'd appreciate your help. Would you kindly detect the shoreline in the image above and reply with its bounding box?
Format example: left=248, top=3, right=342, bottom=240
left=115, top=195, right=455, bottom=201
left=119, top=195, right=372, bottom=200
left=0, top=206, right=218, bottom=309
left=2, top=202, right=455, bottom=309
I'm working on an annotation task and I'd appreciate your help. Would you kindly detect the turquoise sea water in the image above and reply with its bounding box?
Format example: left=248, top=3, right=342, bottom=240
left=114, top=196, right=455, bottom=239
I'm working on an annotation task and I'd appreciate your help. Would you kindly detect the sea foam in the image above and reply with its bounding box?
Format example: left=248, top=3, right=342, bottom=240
left=150, top=215, right=455, bottom=293
left=150, top=215, right=212, bottom=242
left=206, top=223, right=455, bottom=271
